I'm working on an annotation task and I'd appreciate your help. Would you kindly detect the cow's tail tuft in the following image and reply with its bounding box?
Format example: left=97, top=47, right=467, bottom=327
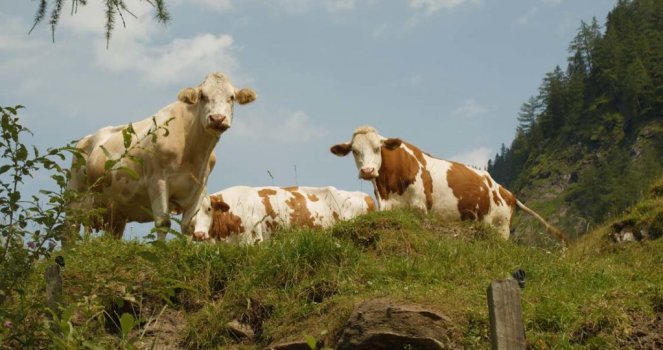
left=516, top=200, right=569, bottom=245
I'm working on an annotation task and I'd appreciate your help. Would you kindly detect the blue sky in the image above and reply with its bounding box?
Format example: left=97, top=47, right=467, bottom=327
left=1, top=0, right=616, bottom=237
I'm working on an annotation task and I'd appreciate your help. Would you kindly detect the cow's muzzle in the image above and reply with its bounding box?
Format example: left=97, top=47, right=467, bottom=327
left=193, top=231, right=209, bottom=241
left=208, top=114, right=230, bottom=132
left=359, top=167, right=378, bottom=180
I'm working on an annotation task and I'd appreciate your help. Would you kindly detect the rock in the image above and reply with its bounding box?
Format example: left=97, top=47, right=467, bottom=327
left=226, top=320, right=255, bottom=341
left=335, top=298, right=455, bottom=350
left=265, top=340, right=312, bottom=350
left=610, top=219, right=652, bottom=243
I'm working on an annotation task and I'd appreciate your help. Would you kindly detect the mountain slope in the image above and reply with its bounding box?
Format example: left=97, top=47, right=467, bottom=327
left=489, top=0, right=663, bottom=240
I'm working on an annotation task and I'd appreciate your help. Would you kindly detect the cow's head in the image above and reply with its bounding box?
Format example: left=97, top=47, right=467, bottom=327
left=190, top=194, right=229, bottom=240
left=330, top=126, right=402, bottom=180
left=177, top=72, right=256, bottom=135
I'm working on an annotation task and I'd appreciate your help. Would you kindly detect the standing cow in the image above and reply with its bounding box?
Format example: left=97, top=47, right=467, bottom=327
left=330, top=126, right=567, bottom=243
left=66, top=72, right=256, bottom=239
left=189, top=186, right=376, bottom=245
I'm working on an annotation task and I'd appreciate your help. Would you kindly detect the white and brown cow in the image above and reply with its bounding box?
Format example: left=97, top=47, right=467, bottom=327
left=189, top=186, right=376, bottom=245
left=66, top=72, right=256, bottom=239
left=330, top=126, right=567, bottom=243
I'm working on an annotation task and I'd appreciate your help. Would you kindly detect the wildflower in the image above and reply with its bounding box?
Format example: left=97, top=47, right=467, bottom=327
left=26, top=241, right=36, bottom=249
left=3, top=320, right=12, bottom=329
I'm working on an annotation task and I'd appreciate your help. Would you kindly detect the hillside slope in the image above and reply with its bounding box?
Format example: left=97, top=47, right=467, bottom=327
left=3, top=207, right=662, bottom=349
left=488, top=0, right=663, bottom=240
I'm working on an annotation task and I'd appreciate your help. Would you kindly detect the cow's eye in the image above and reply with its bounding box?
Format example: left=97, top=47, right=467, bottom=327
left=352, top=149, right=359, bottom=155
left=207, top=207, right=212, bottom=212
left=200, top=93, right=209, bottom=102
left=228, top=95, right=235, bottom=102
left=373, top=147, right=379, bottom=152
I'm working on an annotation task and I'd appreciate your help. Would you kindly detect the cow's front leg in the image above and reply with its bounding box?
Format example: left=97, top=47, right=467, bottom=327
left=148, top=178, right=170, bottom=241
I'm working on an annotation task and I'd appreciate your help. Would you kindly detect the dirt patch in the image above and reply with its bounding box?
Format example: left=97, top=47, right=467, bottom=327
left=135, top=307, right=186, bottom=350
left=620, top=312, right=663, bottom=349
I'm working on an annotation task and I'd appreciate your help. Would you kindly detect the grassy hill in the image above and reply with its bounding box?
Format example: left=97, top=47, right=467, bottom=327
left=3, top=197, right=662, bottom=349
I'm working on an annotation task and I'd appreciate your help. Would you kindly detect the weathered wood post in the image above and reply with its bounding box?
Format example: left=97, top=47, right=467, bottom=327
left=487, top=279, right=526, bottom=350
left=44, top=256, right=64, bottom=316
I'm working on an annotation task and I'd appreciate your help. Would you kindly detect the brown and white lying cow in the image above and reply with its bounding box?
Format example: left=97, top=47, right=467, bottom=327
left=189, top=186, right=376, bottom=245
left=330, top=126, right=567, bottom=243
left=66, top=72, right=256, bottom=239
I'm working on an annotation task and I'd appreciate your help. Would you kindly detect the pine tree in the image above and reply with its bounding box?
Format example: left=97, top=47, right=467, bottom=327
left=516, top=96, right=540, bottom=135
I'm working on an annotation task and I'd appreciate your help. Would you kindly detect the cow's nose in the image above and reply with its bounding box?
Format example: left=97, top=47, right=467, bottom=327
left=208, top=114, right=229, bottom=131
left=193, top=231, right=209, bottom=241
left=361, top=167, right=374, bottom=175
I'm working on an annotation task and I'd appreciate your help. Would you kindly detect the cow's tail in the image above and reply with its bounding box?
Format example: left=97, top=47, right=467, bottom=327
left=516, top=200, right=569, bottom=245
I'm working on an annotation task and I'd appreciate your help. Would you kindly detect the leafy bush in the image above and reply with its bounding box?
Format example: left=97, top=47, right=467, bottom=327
left=0, top=105, right=81, bottom=346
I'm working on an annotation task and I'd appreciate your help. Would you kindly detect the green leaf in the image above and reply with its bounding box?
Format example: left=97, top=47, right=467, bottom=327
left=16, top=144, right=28, bottom=161
left=105, top=159, right=118, bottom=171
left=0, top=165, right=11, bottom=175
left=119, top=166, right=140, bottom=180
left=304, top=334, right=317, bottom=350
left=99, top=145, right=112, bottom=158
left=119, top=313, right=136, bottom=338
left=122, top=126, right=133, bottom=149
left=149, top=239, right=168, bottom=251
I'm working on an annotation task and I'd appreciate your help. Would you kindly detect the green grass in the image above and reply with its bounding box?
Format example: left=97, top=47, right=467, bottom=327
left=4, top=208, right=662, bottom=349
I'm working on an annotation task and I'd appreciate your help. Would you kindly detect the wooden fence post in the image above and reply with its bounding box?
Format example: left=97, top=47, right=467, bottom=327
left=487, top=279, right=525, bottom=350
left=44, top=262, right=63, bottom=316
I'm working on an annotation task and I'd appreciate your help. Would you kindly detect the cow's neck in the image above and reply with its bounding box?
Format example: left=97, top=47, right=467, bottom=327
left=180, top=105, right=220, bottom=166
left=374, top=142, right=431, bottom=208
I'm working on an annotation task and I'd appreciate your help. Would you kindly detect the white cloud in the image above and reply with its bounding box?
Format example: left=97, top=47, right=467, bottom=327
left=233, top=110, right=327, bottom=143
left=406, top=0, right=478, bottom=27
left=172, top=0, right=234, bottom=12
left=409, top=0, right=478, bottom=15
left=55, top=1, right=239, bottom=85
left=452, top=99, right=488, bottom=120
left=99, top=33, right=237, bottom=84
left=325, top=0, right=357, bottom=12
left=450, top=147, right=492, bottom=168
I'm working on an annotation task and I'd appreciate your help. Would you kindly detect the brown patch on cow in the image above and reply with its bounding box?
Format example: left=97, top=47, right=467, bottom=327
left=258, top=189, right=279, bottom=232
left=492, top=190, right=503, bottom=206
left=446, top=162, right=491, bottom=221
left=283, top=186, right=299, bottom=192
left=405, top=142, right=434, bottom=210
left=364, top=195, right=376, bottom=212
left=375, top=143, right=433, bottom=210
left=209, top=211, right=244, bottom=240
left=285, top=191, right=319, bottom=228
left=498, top=186, right=517, bottom=207
left=258, top=189, right=278, bottom=219
left=332, top=211, right=340, bottom=222
left=375, top=146, right=420, bottom=200
left=209, top=195, right=244, bottom=240
left=307, top=193, right=319, bottom=202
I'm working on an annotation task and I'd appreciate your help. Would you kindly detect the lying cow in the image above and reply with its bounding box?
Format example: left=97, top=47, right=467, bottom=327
left=189, top=186, right=376, bottom=244
left=66, top=72, right=256, bottom=239
left=330, top=126, right=567, bottom=243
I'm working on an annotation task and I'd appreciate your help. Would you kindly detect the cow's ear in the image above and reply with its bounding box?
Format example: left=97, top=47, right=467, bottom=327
left=330, top=143, right=352, bottom=157
left=382, top=138, right=402, bottom=150
left=210, top=196, right=230, bottom=212
left=236, top=88, right=257, bottom=105
left=178, top=87, right=201, bottom=104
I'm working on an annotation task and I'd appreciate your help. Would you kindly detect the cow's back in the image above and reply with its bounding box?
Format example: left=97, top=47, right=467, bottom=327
left=210, top=186, right=375, bottom=245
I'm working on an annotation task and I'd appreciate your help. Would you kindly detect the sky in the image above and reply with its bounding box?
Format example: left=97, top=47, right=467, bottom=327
left=1, top=0, right=617, bottom=238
